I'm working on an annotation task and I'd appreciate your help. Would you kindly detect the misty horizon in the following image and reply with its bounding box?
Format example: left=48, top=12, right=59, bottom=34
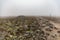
left=0, top=0, right=60, bottom=17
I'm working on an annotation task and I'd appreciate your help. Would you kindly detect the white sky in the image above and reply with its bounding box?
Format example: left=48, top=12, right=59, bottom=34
left=0, top=0, right=60, bottom=17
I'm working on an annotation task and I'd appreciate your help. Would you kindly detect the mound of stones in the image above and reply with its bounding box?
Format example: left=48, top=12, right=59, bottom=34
left=0, top=16, right=58, bottom=40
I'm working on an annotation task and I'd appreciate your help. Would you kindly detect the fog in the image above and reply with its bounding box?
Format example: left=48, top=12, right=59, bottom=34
left=0, top=0, right=60, bottom=17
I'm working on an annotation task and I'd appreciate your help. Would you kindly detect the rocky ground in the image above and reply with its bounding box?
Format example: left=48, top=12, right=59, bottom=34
left=0, top=16, right=60, bottom=40
left=42, top=16, right=60, bottom=28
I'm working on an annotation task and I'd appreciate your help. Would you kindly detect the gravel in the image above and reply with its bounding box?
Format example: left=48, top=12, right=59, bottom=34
left=0, top=16, right=58, bottom=40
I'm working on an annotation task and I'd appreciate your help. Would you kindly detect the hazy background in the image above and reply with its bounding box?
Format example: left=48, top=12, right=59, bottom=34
left=0, top=0, right=60, bottom=17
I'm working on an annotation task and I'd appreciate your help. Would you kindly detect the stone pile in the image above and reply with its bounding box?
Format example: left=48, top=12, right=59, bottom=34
left=0, top=16, right=59, bottom=40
